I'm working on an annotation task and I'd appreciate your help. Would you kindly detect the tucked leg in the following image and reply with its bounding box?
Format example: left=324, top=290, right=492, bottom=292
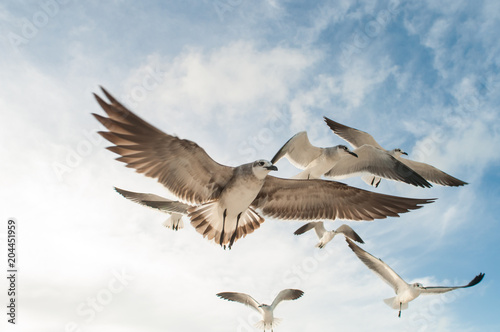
left=228, top=212, right=242, bottom=249
left=220, top=209, right=227, bottom=248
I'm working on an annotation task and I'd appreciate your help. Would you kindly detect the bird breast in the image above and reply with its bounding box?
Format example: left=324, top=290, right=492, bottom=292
left=320, top=232, right=336, bottom=244
left=397, top=286, right=421, bottom=304
left=218, top=174, right=265, bottom=218
left=260, top=305, right=274, bottom=323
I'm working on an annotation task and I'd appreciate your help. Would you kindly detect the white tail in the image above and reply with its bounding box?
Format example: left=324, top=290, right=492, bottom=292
left=162, top=213, right=184, bottom=230
left=362, top=174, right=381, bottom=187
left=384, top=297, right=408, bottom=310
left=254, top=317, right=282, bottom=330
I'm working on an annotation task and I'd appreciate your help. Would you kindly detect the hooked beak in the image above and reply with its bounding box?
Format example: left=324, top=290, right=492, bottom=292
left=349, top=151, right=358, bottom=158
left=266, top=165, right=278, bottom=171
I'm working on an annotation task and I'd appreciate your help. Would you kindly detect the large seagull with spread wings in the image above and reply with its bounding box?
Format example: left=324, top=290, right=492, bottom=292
left=92, top=87, right=435, bottom=249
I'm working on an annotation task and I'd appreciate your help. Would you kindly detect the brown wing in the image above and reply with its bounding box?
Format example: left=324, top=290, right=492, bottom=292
left=324, top=116, right=384, bottom=149
left=114, top=187, right=191, bottom=214
left=252, top=176, right=435, bottom=221
left=93, top=87, right=234, bottom=204
left=324, top=145, right=432, bottom=188
left=216, top=292, right=262, bottom=312
left=396, top=157, right=468, bottom=187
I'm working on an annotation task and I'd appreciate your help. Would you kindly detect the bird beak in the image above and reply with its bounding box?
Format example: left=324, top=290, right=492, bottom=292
left=402, top=151, right=408, bottom=156
left=349, top=151, right=358, bottom=158
left=266, top=165, right=278, bottom=171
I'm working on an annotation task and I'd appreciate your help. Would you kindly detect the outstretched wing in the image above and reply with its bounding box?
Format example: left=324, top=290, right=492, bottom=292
left=294, top=222, right=317, bottom=235
left=270, top=289, right=304, bottom=310
left=114, top=187, right=191, bottom=214
left=335, top=224, right=364, bottom=243
left=271, top=131, right=322, bottom=169
left=395, top=156, right=468, bottom=187
left=216, top=292, right=262, bottom=313
left=252, top=176, right=435, bottom=221
left=325, top=145, right=432, bottom=188
left=420, top=273, right=485, bottom=294
left=93, top=87, right=234, bottom=204
left=346, top=238, right=407, bottom=293
left=324, top=116, right=384, bottom=149
left=294, top=221, right=326, bottom=239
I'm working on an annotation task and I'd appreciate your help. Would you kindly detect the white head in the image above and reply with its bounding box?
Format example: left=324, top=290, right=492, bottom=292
left=390, top=148, right=408, bottom=157
left=411, top=282, right=424, bottom=289
left=252, top=159, right=278, bottom=179
left=336, top=145, right=358, bottom=158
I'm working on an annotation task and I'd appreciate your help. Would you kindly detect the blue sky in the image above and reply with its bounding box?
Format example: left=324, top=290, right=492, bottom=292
left=1, top=1, right=499, bottom=331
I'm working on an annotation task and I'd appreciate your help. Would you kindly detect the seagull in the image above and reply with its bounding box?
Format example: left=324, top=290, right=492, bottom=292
left=270, top=131, right=358, bottom=179
left=114, top=187, right=190, bottom=230
left=216, top=289, right=304, bottom=331
left=271, top=131, right=432, bottom=188
left=93, top=87, right=435, bottom=249
left=324, top=116, right=468, bottom=187
left=294, top=222, right=364, bottom=248
left=345, top=238, right=485, bottom=317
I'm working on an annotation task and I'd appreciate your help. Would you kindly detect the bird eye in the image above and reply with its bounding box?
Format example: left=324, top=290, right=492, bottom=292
left=258, top=161, right=265, bottom=166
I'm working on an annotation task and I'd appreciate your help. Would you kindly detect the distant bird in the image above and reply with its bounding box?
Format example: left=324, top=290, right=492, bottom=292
left=217, top=289, right=304, bottom=331
left=114, top=187, right=190, bottom=230
left=271, top=131, right=432, bottom=188
left=324, top=117, right=468, bottom=187
left=346, top=238, right=484, bottom=317
left=93, top=87, right=435, bottom=249
left=294, top=222, right=364, bottom=248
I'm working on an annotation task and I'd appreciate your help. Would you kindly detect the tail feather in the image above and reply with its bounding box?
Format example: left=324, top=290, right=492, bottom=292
left=315, top=241, right=326, bottom=249
left=383, top=297, right=397, bottom=309
left=384, top=297, right=408, bottom=310
left=362, top=174, right=382, bottom=187
left=162, top=214, right=184, bottom=230
left=188, top=202, right=264, bottom=248
left=254, top=318, right=282, bottom=330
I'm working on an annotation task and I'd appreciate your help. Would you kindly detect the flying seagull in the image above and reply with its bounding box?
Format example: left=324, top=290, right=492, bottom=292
left=217, top=289, right=304, bottom=331
left=324, top=117, right=468, bottom=187
left=346, top=238, right=484, bottom=317
left=93, top=87, right=435, bottom=249
left=294, top=222, right=364, bottom=248
left=114, top=187, right=190, bottom=230
left=271, top=131, right=358, bottom=179
left=271, top=131, right=431, bottom=188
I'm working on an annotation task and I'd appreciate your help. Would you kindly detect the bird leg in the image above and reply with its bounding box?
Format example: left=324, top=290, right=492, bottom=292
left=228, top=212, right=242, bottom=250
left=398, top=302, right=402, bottom=318
left=220, top=209, right=227, bottom=248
